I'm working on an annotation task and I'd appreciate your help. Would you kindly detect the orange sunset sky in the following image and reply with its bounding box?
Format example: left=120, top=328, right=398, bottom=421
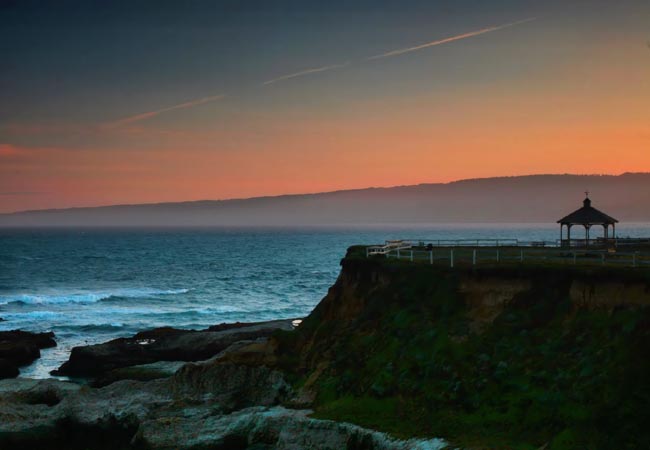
left=1, top=0, right=649, bottom=213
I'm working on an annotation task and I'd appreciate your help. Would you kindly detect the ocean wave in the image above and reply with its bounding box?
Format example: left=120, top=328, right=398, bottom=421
left=0, top=288, right=191, bottom=305
left=0, top=311, right=65, bottom=320
left=0, top=255, right=39, bottom=261
left=75, top=323, right=126, bottom=331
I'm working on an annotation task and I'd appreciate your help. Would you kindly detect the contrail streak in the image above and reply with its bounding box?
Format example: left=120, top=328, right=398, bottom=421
left=367, top=17, right=538, bottom=60
left=105, top=17, right=537, bottom=124
left=262, top=63, right=349, bottom=86
left=106, top=94, right=225, bottom=127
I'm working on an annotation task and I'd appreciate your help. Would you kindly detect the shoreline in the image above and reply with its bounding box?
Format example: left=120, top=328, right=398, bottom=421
left=0, top=312, right=448, bottom=449
left=1, top=248, right=650, bottom=448
left=3, top=318, right=301, bottom=384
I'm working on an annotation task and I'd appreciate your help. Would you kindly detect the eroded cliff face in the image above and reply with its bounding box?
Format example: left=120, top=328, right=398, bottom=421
left=569, top=279, right=650, bottom=309
left=459, top=277, right=532, bottom=333
left=275, top=249, right=650, bottom=450
left=461, top=273, right=650, bottom=331
left=287, top=254, right=650, bottom=374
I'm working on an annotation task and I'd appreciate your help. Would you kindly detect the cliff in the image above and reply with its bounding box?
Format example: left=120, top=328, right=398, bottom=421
left=1, top=249, right=649, bottom=449
left=273, top=247, right=650, bottom=449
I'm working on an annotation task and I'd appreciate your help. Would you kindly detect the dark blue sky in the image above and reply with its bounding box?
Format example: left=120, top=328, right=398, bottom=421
left=0, top=0, right=565, bottom=123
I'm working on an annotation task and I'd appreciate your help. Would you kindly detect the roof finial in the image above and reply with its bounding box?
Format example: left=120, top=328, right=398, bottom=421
left=585, top=190, right=589, bottom=198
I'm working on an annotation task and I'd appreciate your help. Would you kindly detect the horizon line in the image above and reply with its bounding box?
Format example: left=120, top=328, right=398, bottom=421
left=1, top=171, right=646, bottom=215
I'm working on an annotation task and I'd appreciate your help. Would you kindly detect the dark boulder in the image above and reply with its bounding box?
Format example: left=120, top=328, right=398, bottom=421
left=206, top=320, right=293, bottom=332
left=0, top=330, right=57, bottom=379
left=0, top=358, right=20, bottom=378
left=53, top=319, right=296, bottom=378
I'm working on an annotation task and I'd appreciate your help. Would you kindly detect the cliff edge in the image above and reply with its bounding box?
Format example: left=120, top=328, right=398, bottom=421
left=272, top=247, right=650, bottom=449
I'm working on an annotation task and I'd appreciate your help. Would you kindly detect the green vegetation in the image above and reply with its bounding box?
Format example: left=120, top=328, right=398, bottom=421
left=277, top=248, right=650, bottom=449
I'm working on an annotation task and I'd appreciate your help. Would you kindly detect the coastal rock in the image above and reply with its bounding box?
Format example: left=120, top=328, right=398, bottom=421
left=53, top=319, right=295, bottom=378
left=92, top=360, right=187, bottom=388
left=0, top=347, right=293, bottom=448
left=0, top=330, right=56, bottom=379
left=207, top=320, right=282, bottom=332
left=172, top=360, right=291, bottom=409
left=0, top=378, right=447, bottom=450
left=0, top=378, right=169, bottom=449
left=134, top=406, right=448, bottom=450
left=0, top=359, right=19, bottom=378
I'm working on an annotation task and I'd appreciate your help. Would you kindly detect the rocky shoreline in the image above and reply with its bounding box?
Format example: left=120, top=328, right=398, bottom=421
left=5, top=246, right=648, bottom=449
left=0, top=317, right=447, bottom=449
left=52, top=319, right=296, bottom=380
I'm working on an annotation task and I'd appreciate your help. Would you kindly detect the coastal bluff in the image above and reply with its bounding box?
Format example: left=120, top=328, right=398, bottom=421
left=1, top=247, right=649, bottom=449
left=273, top=247, right=650, bottom=449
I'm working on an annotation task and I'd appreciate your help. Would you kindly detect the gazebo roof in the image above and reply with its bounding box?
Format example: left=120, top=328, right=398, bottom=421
left=557, top=196, right=618, bottom=225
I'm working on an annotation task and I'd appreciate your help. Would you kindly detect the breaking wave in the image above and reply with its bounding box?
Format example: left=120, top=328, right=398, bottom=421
left=0, top=288, right=190, bottom=305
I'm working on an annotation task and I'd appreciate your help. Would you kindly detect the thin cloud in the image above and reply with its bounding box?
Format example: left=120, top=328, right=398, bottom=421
left=103, top=17, right=537, bottom=125
left=367, top=17, right=538, bottom=60
left=0, top=144, right=21, bottom=157
left=106, top=94, right=225, bottom=128
left=262, top=63, right=349, bottom=86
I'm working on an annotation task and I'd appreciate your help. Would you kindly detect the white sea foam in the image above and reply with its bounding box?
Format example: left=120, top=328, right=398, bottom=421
left=0, top=288, right=190, bottom=305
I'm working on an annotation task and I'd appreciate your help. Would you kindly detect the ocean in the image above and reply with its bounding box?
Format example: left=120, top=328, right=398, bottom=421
left=2, top=223, right=650, bottom=378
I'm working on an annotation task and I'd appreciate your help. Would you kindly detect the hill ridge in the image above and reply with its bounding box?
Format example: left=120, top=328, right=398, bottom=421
left=2, top=173, right=650, bottom=226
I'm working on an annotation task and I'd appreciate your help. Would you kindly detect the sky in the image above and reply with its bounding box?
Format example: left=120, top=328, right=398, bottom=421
left=1, top=0, right=649, bottom=213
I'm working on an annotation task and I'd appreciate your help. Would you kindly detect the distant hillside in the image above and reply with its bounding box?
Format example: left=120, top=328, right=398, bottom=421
left=1, top=173, right=649, bottom=226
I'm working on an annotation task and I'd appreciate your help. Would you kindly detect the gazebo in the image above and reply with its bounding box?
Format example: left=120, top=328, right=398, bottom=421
left=557, top=193, right=618, bottom=247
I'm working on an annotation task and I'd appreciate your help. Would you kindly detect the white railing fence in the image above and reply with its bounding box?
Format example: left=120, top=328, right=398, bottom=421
left=366, top=240, right=650, bottom=269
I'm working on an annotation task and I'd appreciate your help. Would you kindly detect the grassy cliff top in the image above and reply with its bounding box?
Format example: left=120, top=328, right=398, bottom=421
left=275, top=248, right=650, bottom=450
